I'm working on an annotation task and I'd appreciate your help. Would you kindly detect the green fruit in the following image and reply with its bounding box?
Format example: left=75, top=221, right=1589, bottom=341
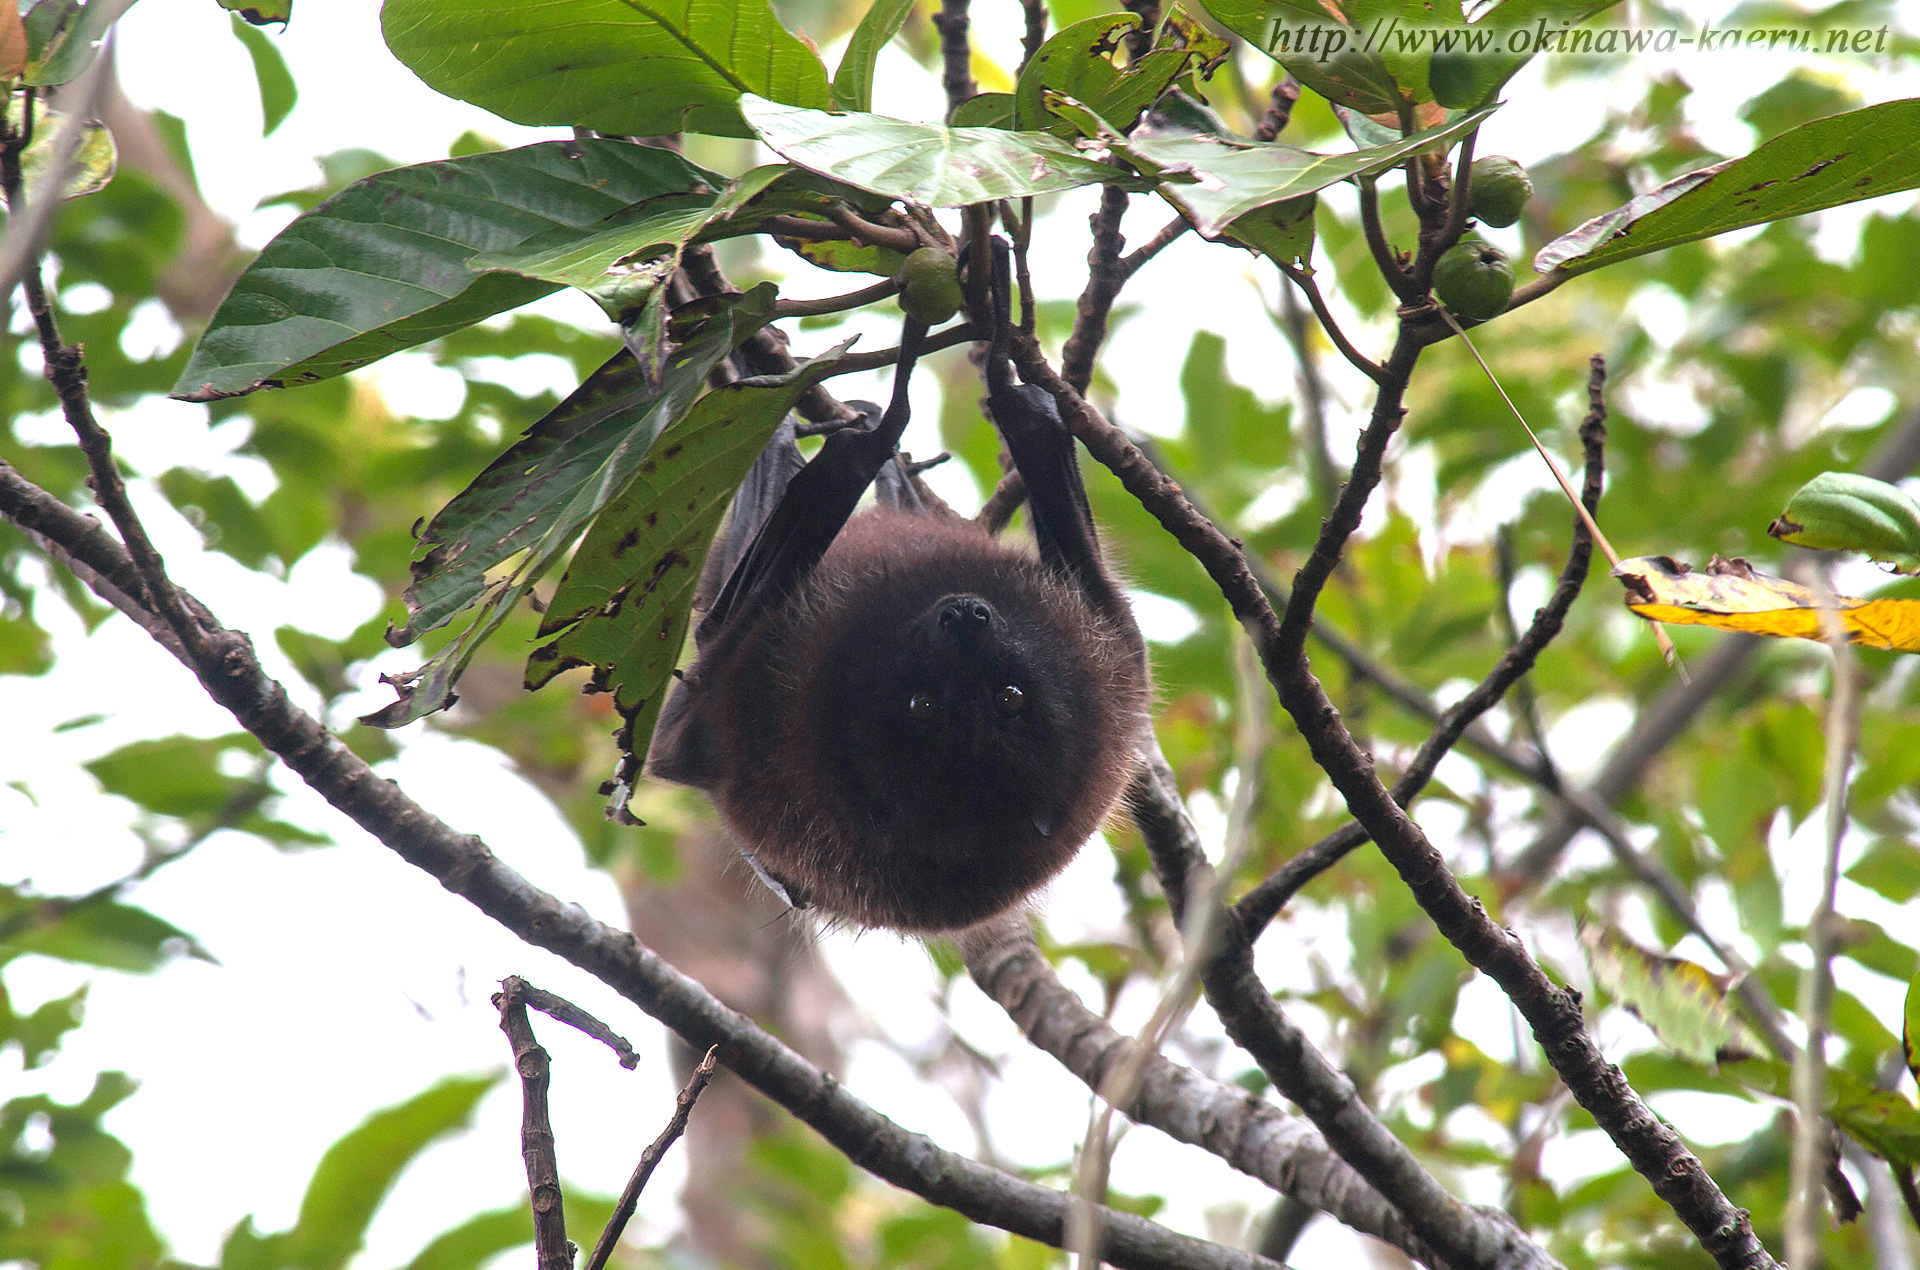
left=895, top=246, right=963, bottom=325
left=1432, top=240, right=1513, bottom=320
left=1767, top=471, right=1920, bottom=572
left=1468, top=156, right=1532, bottom=228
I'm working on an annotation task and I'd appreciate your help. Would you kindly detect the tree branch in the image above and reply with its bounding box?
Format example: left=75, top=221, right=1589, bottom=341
left=931, top=0, right=976, bottom=117
left=960, top=915, right=1460, bottom=1269
left=1061, top=184, right=1132, bottom=397
left=585, top=1044, right=718, bottom=1270
left=1005, top=337, right=1780, bottom=1270
left=0, top=458, right=1285, bottom=1270
left=1236, top=356, right=1607, bottom=933
left=496, top=979, right=570, bottom=1270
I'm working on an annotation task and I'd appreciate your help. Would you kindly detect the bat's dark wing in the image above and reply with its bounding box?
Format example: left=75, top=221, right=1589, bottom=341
left=694, top=322, right=929, bottom=646
left=651, top=321, right=931, bottom=787
left=981, top=238, right=1135, bottom=631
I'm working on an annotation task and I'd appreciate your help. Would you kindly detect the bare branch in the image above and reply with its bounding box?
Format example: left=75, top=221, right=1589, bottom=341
left=1237, top=356, right=1607, bottom=933
left=960, top=916, right=1448, bottom=1267
left=1006, top=338, right=1780, bottom=1270
left=1062, top=185, right=1132, bottom=396
left=931, top=0, right=977, bottom=117
left=585, top=1045, right=719, bottom=1270
left=496, top=979, right=571, bottom=1270
left=0, top=459, right=1288, bottom=1270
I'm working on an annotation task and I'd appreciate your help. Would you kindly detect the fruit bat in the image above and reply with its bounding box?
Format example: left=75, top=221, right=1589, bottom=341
left=648, top=238, right=1149, bottom=933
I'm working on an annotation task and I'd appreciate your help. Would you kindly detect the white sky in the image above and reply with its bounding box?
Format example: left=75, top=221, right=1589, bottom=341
left=6, top=0, right=1920, bottom=1266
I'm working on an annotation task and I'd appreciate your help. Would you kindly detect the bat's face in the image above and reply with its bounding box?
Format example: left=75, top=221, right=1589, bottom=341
left=822, top=581, right=1102, bottom=855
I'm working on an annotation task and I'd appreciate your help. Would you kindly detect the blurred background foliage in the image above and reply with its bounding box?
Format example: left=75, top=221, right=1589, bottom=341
left=7, top=0, right=1920, bottom=1267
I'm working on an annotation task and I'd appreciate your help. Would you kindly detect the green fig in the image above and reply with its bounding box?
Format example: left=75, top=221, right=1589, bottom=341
left=1468, top=156, right=1533, bottom=228
left=1767, top=471, right=1920, bottom=572
left=895, top=246, right=963, bottom=325
left=1432, top=239, right=1513, bottom=321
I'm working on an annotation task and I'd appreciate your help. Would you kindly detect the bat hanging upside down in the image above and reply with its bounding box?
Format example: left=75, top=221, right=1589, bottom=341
left=647, top=238, right=1151, bottom=933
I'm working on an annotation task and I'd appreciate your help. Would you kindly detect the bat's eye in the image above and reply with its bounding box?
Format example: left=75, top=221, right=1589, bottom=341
left=994, top=684, right=1026, bottom=715
left=908, top=692, right=937, bottom=720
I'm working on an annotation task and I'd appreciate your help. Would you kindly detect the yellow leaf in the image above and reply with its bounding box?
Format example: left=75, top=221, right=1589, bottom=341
left=1614, top=554, right=1920, bottom=653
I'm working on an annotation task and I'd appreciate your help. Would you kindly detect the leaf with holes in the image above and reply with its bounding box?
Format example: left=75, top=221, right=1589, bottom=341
left=1537, top=99, right=1920, bottom=275
left=1013, top=8, right=1226, bottom=133
left=526, top=344, right=854, bottom=794
left=366, top=288, right=781, bottom=728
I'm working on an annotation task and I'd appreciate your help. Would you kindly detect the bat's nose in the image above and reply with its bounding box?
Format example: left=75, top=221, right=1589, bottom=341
left=937, top=595, right=994, bottom=634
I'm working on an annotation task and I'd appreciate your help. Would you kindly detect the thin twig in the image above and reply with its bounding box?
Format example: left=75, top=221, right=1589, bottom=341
left=585, top=1045, right=720, bottom=1270
left=516, top=982, right=641, bottom=1070
left=1439, top=309, right=1686, bottom=677
left=771, top=277, right=899, bottom=318
left=760, top=213, right=920, bottom=256
left=1062, top=184, right=1132, bottom=396
left=1018, top=0, right=1047, bottom=74
left=1785, top=564, right=1860, bottom=1266
left=1117, top=216, right=1189, bottom=280
left=1357, top=176, right=1414, bottom=302
left=806, top=322, right=978, bottom=378
left=496, top=979, right=570, bottom=1270
left=1278, top=263, right=1383, bottom=383
left=1252, top=76, right=1302, bottom=142
left=1236, top=362, right=1606, bottom=931
left=1273, top=280, right=1338, bottom=512
left=976, top=469, right=1026, bottom=534
left=2, top=107, right=204, bottom=656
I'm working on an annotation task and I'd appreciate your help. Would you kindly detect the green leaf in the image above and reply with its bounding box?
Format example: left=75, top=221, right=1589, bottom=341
left=392, top=288, right=776, bottom=646
left=1052, top=93, right=1494, bottom=237
left=1012, top=8, right=1227, bottom=133
left=0, top=886, right=214, bottom=972
left=470, top=165, right=793, bottom=292
left=381, top=0, right=830, bottom=140
left=173, top=140, right=720, bottom=400
left=1830, top=1068, right=1920, bottom=1169
left=741, top=94, right=1135, bottom=207
left=229, top=13, right=296, bottom=135
left=1, top=983, right=86, bottom=1069
left=1536, top=98, right=1920, bottom=275
left=369, top=289, right=780, bottom=727
left=830, top=0, right=914, bottom=113
left=526, top=340, right=856, bottom=775
left=1199, top=0, right=1408, bottom=115
left=271, top=1075, right=497, bottom=1270
left=220, top=0, right=291, bottom=24
left=22, top=0, right=131, bottom=86
left=1767, top=471, right=1920, bottom=572
left=1580, top=921, right=1761, bottom=1066
left=1426, top=0, right=1625, bottom=109
left=1905, top=970, right=1920, bottom=1089
left=949, top=93, right=1014, bottom=129
left=83, top=733, right=260, bottom=820
left=1847, top=837, right=1920, bottom=903
left=5, top=98, right=119, bottom=200
left=401, top=1193, right=617, bottom=1270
